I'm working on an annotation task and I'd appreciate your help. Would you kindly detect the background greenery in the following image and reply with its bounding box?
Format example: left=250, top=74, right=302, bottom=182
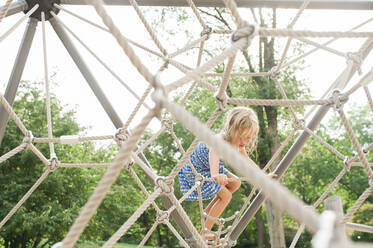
left=1, top=6, right=372, bottom=248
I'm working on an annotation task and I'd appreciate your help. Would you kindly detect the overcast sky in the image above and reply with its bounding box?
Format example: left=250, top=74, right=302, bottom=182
left=0, top=3, right=372, bottom=139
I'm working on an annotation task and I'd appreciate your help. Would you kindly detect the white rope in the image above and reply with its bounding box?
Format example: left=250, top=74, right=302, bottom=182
left=61, top=109, right=156, bottom=248
left=280, top=17, right=373, bottom=71
left=41, top=12, right=56, bottom=157
left=0, top=4, right=39, bottom=42
left=88, top=0, right=156, bottom=87
left=0, top=169, right=50, bottom=228
left=50, top=12, right=151, bottom=109
left=0, top=0, right=13, bottom=24
left=364, top=86, right=373, bottom=112
left=154, top=96, right=320, bottom=233
left=166, top=38, right=247, bottom=93
left=103, top=188, right=162, bottom=248
left=0, top=143, right=27, bottom=163
left=312, top=211, right=336, bottom=248
left=0, top=93, right=29, bottom=136
left=1, top=2, right=372, bottom=247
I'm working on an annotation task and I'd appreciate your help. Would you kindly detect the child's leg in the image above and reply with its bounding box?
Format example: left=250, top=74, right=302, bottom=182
left=204, top=186, right=232, bottom=230
left=204, top=195, right=218, bottom=214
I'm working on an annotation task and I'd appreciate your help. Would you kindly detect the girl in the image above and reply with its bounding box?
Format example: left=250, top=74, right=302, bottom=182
left=178, top=107, right=268, bottom=240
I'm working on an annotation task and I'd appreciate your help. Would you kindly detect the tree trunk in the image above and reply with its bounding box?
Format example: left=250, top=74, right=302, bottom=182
left=264, top=106, right=286, bottom=248
left=255, top=207, right=270, bottom=248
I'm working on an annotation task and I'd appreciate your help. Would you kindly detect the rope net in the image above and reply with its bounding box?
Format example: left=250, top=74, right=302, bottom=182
left=0, top=0, right=372, bottom=247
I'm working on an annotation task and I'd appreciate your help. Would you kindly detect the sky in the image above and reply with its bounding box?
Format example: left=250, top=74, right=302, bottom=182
left=0, top=2, right=372, bottom=140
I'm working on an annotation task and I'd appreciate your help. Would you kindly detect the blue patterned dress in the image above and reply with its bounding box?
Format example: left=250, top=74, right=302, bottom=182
left=178, top=142, right=230, bottom=201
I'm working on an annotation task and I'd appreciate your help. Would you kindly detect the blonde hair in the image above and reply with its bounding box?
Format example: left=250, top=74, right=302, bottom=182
left=223, top=106, right=259, bottom=153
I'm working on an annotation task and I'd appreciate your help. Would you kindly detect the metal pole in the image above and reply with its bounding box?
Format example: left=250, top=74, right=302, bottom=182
left=0, top=0, right=27, bottom=18
left=60, top=0, right=373, bottom=10
left=0, top=17, right=37, bottom=145
left=49, top=17, right=124, bottom=129
left=228, top=39, right=373, bottom=243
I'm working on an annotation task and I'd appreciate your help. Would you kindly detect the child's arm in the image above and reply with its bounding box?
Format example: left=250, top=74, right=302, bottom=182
left=239, top=146, right=277, bottom=179
left=209, top=147, right=228, bottom=186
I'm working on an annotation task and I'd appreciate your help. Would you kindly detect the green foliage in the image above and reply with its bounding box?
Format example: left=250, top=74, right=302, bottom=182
left=0, top=82, right=141, bottom=247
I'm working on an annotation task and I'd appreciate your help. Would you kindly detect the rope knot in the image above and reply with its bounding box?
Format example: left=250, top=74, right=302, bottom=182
left=330, top=89, right=347, bottom=111
left=161, top=118, right=173, bottom=132
left=226, top=238, right=237, bottom=248
left=343, top=156, right=351, bottom=171
left=346, top=52, right=363, bottom=75
left=218, top=217, right=225, bottom=225
left=200, top=26, right=212, bottom=40
left=362, top=146, right=368, bottom=154
left=160, top=53, right=169, bottom=71
left=155, top=176, right=174, bottom=195
left=231, top=22, right=258, bottom=51
left=48, top=154, right=59, bottom=172
left=22, top=131, right=34, bottom=148
left=214, top=92, right=229, bottom=111
left=294, top=119, right=305, bottom=130
left=114, top=128, right=129, bottom=146
left=156, top=211, right=169, bottom=224
left=369, top=179, right=373, bottom=187
left=269, top=66, right=281, bottom=80
left=124, top=160, right=134, bottom=171
left=195, top=173, right=204, bottom=186
left=151, top=73, right=167, bottom=119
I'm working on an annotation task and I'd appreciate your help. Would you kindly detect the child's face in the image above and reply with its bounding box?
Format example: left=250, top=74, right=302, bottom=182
left=231, top=128, right=252, bottom=148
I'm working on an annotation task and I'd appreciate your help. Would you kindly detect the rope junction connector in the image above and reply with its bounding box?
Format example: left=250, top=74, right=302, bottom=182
left=22, top=131, right=34, bottom=148
left=124, top=160, right=134, bottom=171
left=195, top=173, right=204, bottom=187
left=330, top=89, right=347, bottom=111
left=155, top=176, right=174, bottom=195
left=160, top=52, right=169, bottom=71
left=343, top=156, right=351, bottom=171
left=231, top=22, right=258, bottom=51
left=114, top=128, right=129, bottom=146
left=269, top=66, right=281, bottom=80
left=293, top=119, right=305, bottom=130
left=346, top=52, right=363, bottom=75
left=225, top=238, right=237, bottom=248
left=48, top=154, right=59, bottom=172
left=362, top=146, right=368, bottom=154
left=218, top=217, right=226, bottom=225
left=151, top=73, right=167, bottom=119
left=156, top=211, right=169, bottom=224
left=161, top=118, right=173, bottom=132
left=200, top=26, right=212, bottom=40
left=214, top=92, right=229, bottom=112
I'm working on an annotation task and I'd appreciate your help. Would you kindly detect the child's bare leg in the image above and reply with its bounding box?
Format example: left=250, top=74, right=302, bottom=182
left=204, top=186, right=232, bottom=230
left=204, top=195, right=218, bottom=214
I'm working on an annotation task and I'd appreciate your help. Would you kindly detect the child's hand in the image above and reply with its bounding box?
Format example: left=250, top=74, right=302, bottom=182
left=267, top=172, right=278, bottom=179
left=212, top=174, right=228, bottom=186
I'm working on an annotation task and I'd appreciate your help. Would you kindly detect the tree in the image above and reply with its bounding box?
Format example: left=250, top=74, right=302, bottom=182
left=0, top=81, right=115, bottom=247
left=283, top=105, right=373, bottom=246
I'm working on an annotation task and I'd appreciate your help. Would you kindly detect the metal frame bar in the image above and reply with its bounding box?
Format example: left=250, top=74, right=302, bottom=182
left=49, top=17, right=124, bottom=129
left=0, top=17, right=37, bottom=145
left=228, top=38, right=373, bottom=242
left=0, top=0, right=27, bottom=18
left=60, top=0, right=373, bottom=10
